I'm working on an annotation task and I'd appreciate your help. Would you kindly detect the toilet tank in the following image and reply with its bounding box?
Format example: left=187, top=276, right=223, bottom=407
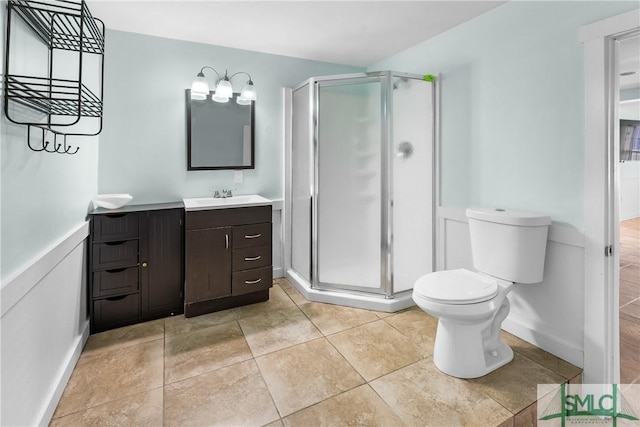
left=466, top=208, right=551, bottom=284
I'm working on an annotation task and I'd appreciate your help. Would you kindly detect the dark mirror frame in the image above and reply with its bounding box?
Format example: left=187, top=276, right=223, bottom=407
left=186, top=89, right=255, bottom=171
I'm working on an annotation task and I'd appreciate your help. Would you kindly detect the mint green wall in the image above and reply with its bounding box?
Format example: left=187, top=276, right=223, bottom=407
left=98, top=30, right=362, bottom=203
left=371, top=1, right=639, bottom=228
left=0, top=1, right=98, bottom=280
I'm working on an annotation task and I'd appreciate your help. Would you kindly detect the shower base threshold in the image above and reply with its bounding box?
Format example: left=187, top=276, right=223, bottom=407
left=285, top=270, right=415, bottom=313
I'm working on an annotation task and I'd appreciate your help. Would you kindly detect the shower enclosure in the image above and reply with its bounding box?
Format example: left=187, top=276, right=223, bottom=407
left=285, top=71, right=436, bottom=311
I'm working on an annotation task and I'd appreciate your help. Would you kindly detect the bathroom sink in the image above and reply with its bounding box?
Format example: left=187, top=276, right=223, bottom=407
left=93, top=193, right=133, bottom=209
left=183, top=194, right=272, bottom=211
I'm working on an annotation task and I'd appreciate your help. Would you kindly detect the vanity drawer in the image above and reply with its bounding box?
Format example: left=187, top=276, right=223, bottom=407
left=92, top=267, right=139, bottom=298
left=92, top=293, right=140, bottom=331
left=233, top=223, right=272, bottom=249
left=186, top=206, right=271, bottom=230
left=93, top=240, right=139, bottom=270
left=232, top=245, right=271, bottom=271
left=93, top=213, right=139, bottom=242
left=232, top=267, right=273, bottom=296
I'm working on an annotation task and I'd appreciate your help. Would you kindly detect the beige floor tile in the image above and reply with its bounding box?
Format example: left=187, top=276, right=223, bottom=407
left=374, top=311, right=396, bottom=318
left=620, top=317, right=640, bottom=384
left=621, top=280, right=640, bottom=307
left=53, top=339, right=163, bottom=418
left=468, top=352, right=566, bottom=414
left=621, top=264, right=640, bottom=285
left=50, top=387, right=163, bottom=426
left=621, top=297, right=640, bottom=321
left=238, top=305, right=322, bottom=357
left=620, top=383, right=640, bottom=415
left=501, top=331, right=582, bottom=380
left=232, top=285, right=296, bottom=320
left=164, top=309, right=237, bottom=337
left=371, top=358, right=513, bottom=426
left=298, top=301, right=379, bottom=336
left=282, top=384, right=405, bottom=427
left=383, top=306, right=438, bottom=357
left=164, top=359, right=280, bottom=427
left=328, top=320, right=425, bottom=381
left=276, top=279, right=309, bottom=306
left=499, top=416, right=515, bottom=427
left=264, top=420, right=285, bottom=427
left=513, top=402, right=536, bottom=427
left=165, top=320, right=253, bottom=384
left=256, top=337, right=365, bottom=417
left=83, top=319, right=164, bottom=357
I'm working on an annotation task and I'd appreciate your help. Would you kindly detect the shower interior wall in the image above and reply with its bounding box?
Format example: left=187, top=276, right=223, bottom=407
left=286, top=71, right=434, bottom=311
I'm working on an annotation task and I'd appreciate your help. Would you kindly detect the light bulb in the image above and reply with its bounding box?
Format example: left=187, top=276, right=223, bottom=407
left=191, top=73, right=209, bottom=100
left=240, top=80, right=257, bottom=101
left=215, top=79, right=233, bottom=99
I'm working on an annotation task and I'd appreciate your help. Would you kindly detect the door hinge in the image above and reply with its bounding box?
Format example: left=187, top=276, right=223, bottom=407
left=605, top=245, right=613, bottom=257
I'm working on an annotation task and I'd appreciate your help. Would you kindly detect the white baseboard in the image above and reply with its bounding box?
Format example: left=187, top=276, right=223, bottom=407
left=38, top=320, right=90, bottom=426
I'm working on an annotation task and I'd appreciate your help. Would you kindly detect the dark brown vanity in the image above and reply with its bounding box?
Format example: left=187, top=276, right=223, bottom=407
left=184, top=205, right=273, bottom=317
left=87, top=199, right=273, bottom=333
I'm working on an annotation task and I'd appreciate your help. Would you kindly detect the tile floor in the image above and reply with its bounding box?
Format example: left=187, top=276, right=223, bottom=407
left=620, top=217, right=640, bottom=385
left=51, top=279, right=582, bottom=427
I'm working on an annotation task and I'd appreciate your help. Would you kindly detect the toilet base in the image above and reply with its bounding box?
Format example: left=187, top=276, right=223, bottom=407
left=432, top=317, right=514, bottom=379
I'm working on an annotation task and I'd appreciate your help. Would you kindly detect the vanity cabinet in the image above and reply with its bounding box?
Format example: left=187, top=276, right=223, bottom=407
left=185, top=205, right=272, bottom=317
left=88, top=203, right=184, bottom=333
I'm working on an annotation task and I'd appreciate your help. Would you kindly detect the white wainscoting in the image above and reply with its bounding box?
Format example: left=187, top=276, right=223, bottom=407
left=1, top=222, right=90, bottom=426
left=436, top=207, right=585, bottom=368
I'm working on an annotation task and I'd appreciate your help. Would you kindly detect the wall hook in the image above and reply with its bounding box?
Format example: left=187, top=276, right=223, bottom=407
left=26, top=126, right=80, bottom=155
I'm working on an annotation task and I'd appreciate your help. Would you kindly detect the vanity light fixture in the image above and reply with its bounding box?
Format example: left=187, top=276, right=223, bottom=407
left=191, top=66, right=257, bottom=104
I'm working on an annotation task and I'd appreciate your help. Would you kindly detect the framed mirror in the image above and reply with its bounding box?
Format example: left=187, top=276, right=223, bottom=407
left=186, top=89, right=255, bottom=170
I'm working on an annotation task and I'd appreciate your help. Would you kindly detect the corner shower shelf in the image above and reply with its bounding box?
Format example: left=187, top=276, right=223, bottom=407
left=3, top=0, right=105, bottom=154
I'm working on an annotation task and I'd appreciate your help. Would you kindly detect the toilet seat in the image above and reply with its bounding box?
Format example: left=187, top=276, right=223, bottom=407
left=414, top=269, right=498, bottom=304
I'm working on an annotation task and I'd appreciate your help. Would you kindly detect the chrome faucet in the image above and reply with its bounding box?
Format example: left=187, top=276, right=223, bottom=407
left=221, top=189, right=233, bottom=198
left=213, top=190, right=221, bottom=198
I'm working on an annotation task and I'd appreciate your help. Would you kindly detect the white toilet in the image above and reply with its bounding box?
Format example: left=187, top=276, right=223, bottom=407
left=413, top=207, right=550, bottom=379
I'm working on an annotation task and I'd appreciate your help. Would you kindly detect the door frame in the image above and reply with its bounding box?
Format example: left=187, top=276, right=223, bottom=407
left=581, top=9, right=640, bottom=385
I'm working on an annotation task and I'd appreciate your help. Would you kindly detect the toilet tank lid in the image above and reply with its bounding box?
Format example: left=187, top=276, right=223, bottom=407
left=466, top=208, right=551, bottom=227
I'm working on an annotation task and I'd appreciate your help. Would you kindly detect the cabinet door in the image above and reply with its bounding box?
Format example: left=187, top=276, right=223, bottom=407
left=140, top=209, right=184, bottom=318
left=185, top=227, right=232, bottom=303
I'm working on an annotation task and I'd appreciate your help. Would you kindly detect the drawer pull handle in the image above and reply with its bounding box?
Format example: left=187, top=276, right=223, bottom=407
left=105, top=295, right=128, bottom=301
left=245, top=278, right=262, bottom=285
left=225, top=234, right=229, bottom=250
left=105, top=267, right=127, bottom=273
left=245, top=233, right=262, bottom=239
left=244, top=255, right=262, bottom=261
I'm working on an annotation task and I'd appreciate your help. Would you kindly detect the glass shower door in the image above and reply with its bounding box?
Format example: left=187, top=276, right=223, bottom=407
left=314, top=78, right=384, bottom=293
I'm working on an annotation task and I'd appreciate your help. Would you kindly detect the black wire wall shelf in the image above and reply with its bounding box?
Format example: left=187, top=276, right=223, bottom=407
left=3, top=0, right=105, bottom=155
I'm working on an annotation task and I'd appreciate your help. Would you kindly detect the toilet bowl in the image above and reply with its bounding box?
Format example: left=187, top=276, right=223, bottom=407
left=412, top=208, right=550, bottom=379
left=413, top=269, right=515, bottom=378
